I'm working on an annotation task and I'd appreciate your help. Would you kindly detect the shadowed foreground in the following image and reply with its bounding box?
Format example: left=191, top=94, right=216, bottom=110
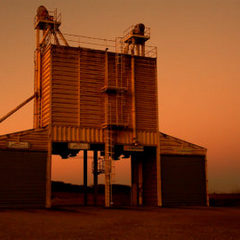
left=0, top=207, right=240, bottom=240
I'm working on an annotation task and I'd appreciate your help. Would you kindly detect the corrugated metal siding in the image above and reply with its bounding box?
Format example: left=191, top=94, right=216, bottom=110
left=50, top=46, right=106, bottom=128
left=41, top=45, right=158, bottom=133
left=142, top=148, right=158, bottom=206
left=51, top=126, right=158, bottom=146
left=0, top=128, right=205, bottom=153
left=135, top=57, right=157, bottom=131
left=51, top=46, right=79, bottom=126
left=0, top=129, right=48, bottom=151
left=41, top=46, right=51, bottom=127
left=116, top=130, right=157, bottom=145
left=79, top=48, right=105, bottom=127
left=0, top=150, right=47, bottom=208
left=160, top=133, right=207, bottom=155
left=161, top=154, right=207, bottom=206
left=52, top=126, right=103, bottom=143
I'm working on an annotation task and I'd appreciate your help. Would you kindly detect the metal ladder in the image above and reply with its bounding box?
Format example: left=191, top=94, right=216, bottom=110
left=103, top=51, right=127, bottom=207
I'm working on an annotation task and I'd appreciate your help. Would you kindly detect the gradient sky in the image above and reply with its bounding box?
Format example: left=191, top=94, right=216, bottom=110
left=0, top=0, right=239, bottom=193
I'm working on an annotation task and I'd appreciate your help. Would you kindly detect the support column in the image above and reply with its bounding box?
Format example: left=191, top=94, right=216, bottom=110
left=93, top=150, right=98, bottom=205
left=46, top=126, right=52, bottom=208
left=131, top=154, right=138, bottom=206
left=138, top=160, right=143, bottom=206
left=131, top=154, right=143, bottom=206
left=83, top=150, right=88, bottom=205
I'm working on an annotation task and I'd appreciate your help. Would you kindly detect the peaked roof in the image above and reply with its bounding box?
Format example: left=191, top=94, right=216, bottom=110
left=160, top=132, right=206, bottom=155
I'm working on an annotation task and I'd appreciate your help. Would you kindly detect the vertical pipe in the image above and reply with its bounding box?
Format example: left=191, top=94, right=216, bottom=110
left=34, top=50, right=41, bottom=128
left=78, top=48, right=81, bottom=126
left=33, top=56, right=38, bottom=129
left=131, top=56, right=137, bottom=143
left=83, top=150, right=88, bottom=205
left=38, top=50, right=42, bottom=128
left=115, top=55, right=119, bottom=125
left=34, top=29, right=40, bottom=129
left=104, top=51, right=109, bottom=125
left=93, top=150, right=98, bottom=205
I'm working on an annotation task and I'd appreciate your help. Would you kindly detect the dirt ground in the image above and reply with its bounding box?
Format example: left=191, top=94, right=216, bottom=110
left=0, top=207, right=240, bottom=240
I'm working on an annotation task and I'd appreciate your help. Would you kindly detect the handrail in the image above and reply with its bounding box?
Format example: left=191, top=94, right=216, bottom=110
left=63, top=32, right=157, bottom=57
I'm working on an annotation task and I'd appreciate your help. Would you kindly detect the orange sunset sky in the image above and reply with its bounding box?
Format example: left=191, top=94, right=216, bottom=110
left=0, top=0, right=239, bottom=193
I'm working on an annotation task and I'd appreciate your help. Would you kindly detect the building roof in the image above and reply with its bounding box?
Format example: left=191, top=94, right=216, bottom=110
left=0, top=128, right=206, bottom=156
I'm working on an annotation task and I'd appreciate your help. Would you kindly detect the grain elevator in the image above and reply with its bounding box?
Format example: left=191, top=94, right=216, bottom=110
left=0, top=6, right=208, bottom=208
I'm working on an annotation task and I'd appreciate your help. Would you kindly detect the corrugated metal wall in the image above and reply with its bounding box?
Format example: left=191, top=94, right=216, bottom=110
left=0, top=150, right=47, bottom=208
left=50, top=46, right=106, bottom=127
left=0, top=129, right=48, bottom=151
left=159, top=133, right=207, bottom=155
left=135, top=57, right=157, bottom=131
left=161, top=154, right=207, bottom=206
left=51, top=46, right=79, bottom=126
left=40, top=45, right=158, bottom=136
left=79, top=48, right=105, bottom=127
left=41, top=45, right=51, bottom=127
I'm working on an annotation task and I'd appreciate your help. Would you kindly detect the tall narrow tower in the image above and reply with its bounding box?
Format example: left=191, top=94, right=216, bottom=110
left=34, top=6, right=68, bottom=128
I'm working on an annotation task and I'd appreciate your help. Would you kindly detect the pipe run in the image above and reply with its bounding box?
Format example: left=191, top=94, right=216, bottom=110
left=0, top=93, right=36, bottom=124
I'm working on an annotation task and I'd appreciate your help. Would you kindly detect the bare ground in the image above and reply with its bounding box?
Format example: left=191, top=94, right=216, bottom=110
left=0, top=207, right=240, bottom=240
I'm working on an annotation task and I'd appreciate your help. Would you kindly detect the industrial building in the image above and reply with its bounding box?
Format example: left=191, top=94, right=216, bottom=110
left=0, top=6, right=208, bottom=208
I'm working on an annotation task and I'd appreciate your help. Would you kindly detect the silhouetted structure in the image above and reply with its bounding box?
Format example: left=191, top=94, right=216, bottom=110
left=0, top=6, right=208, bottom=208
